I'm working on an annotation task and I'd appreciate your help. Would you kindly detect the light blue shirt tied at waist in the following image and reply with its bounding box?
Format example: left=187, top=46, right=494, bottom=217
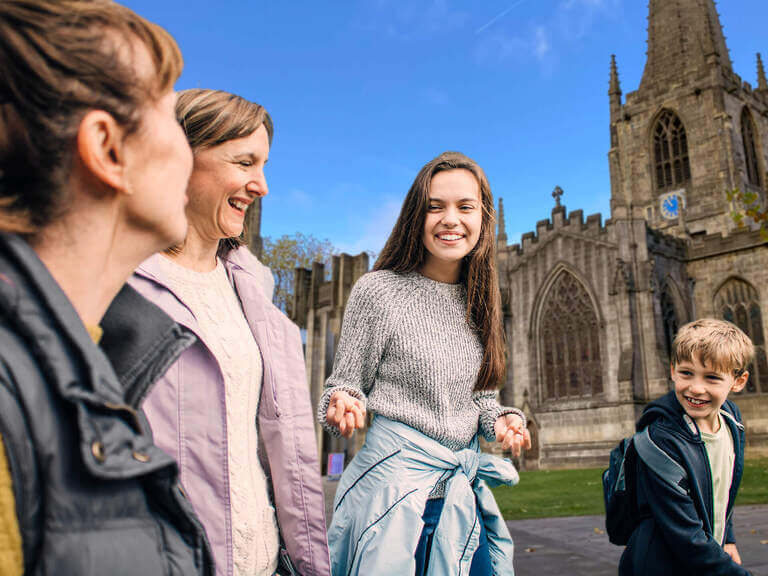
left=328, top=416, right=519, bottom=576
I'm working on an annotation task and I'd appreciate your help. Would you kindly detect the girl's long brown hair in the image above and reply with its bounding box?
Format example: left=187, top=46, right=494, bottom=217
left=374, top=151, right=506, bottom=391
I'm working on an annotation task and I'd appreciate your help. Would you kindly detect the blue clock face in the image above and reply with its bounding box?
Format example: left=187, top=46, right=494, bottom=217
left=660, top=194, right=681, bottom=220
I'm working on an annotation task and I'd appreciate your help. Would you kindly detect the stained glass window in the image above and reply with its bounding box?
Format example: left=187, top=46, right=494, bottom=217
left=715, top=278, right=766, bottom=393
left=540, top=271, right=603, bottom=399
left=653, top=110, right=691, bottom=192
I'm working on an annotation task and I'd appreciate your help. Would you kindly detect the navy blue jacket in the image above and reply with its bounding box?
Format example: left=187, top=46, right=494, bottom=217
left=619, top=390, right=750, bottom=576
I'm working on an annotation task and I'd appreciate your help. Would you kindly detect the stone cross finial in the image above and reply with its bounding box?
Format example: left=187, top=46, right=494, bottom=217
left=552, top=186, right=564, bottom=207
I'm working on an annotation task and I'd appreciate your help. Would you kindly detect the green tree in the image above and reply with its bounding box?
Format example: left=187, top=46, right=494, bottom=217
left=727, top=188, right=768, bottom=240
left=260, top=233, right=337, bottom=313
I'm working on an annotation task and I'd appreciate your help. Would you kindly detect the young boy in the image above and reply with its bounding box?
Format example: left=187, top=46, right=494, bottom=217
left=619, top=319, right=754, bottom=576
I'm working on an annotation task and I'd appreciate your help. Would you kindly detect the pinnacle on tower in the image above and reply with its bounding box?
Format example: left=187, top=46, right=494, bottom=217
left=609, top=54, right=622, bottom=121
left=497, top=198, right=507, bottom=246
left=609, top=54, right=622, bottom=95
left=758, top=53, right=767, bottom=90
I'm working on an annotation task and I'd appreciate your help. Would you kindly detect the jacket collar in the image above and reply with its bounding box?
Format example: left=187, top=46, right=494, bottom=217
left=0, top=233, right=124, bottom=405
left=638, top=390, right=743, bottom=440
left=134, top=247, right=274, bottom=329
left=100, top=284, right=196, bottom=407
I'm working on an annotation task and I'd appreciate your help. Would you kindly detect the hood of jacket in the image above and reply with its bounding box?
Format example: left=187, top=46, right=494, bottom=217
left=0, top=232, right=126, bottom=407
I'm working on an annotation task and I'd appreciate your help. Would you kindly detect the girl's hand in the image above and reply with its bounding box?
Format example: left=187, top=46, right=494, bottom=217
left=326, top=391, right=366, bottom=438
left=724, top=543, right=741, bottom=565
left=494, top=414, right=531, bottom=457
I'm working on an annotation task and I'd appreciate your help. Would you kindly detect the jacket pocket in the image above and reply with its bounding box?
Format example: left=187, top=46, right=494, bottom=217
left=42, top=521, right=170, bottom=576
left=253, top=320, right=281, bottom=419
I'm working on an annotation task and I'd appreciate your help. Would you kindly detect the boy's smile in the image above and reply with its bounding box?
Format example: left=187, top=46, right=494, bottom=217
left=672, top=357, right=748, bottom=434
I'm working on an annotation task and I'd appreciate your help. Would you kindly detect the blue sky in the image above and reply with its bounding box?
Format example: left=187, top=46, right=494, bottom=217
left=125, top=0, right=768, bottom=254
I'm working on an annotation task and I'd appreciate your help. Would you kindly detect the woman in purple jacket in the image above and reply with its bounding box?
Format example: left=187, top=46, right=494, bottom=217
left=128, top=89, right=330, bottom=576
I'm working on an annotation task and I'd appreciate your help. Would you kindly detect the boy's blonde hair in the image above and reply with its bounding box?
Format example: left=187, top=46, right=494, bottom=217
left=672, top=318, right=755, bottom=375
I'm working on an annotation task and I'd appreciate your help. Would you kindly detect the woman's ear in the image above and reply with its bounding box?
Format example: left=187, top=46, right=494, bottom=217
left=76, top=110, right=127, bottom=192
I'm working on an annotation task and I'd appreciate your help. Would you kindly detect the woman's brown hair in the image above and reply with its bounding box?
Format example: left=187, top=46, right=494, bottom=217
left=0, top=0, right=183, bottom=235
left=174, top=88, right=273, bottom=256
left=375, top=151, right=506, bottom=391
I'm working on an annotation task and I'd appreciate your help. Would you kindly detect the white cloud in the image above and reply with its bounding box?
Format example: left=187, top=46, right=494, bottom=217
left=285, top=188, right=313, bottom=208
left=534, top=26, right=550, bottom=59
left=335, top=195, right=402, bottom=256
left=354, top=0, right=469, bottom=40
left=474, top=0, right=620, bottom=67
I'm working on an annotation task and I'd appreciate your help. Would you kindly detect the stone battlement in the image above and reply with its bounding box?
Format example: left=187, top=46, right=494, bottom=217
left=686, top=227, right=767, bottom=261
left=504, top=205, right=610, bottom=260
left=291, top=252, right=369, bottom=328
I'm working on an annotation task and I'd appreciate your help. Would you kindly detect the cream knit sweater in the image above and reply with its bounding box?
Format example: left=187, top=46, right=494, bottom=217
left=159, top=256, right=279, bottom=576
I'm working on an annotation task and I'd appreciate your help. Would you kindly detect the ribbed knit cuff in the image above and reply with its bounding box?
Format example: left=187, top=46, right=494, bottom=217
left=479, top=406, right=527, bottom=442
left=317, top=385, right=368, bottom=437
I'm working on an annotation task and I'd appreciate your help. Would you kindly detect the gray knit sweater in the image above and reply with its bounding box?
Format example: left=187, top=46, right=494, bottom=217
left=317, top=269, right=525, bottom=452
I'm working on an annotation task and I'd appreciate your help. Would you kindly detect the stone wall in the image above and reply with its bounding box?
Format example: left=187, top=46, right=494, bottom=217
left=686, top=229, right=768, bottom=457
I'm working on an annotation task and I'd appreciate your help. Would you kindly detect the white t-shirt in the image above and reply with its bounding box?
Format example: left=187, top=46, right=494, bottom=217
left=701, top=413, right=735, bottom=546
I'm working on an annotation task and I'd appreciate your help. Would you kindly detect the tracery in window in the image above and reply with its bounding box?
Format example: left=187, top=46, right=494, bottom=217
left=661, top=287, right=679, bottom=362
left=540, top=271, right=603, bottom=399
left=715, top=278, right=766, bottom=394
left=653, top=110, right=691, bottom=191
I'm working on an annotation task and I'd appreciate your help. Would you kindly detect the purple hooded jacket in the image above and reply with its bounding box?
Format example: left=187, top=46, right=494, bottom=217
left=128, top=247, right=331, bottom=576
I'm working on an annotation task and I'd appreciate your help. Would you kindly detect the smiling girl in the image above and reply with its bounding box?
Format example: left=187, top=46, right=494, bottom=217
left=320, top=151, right=529, bottom=576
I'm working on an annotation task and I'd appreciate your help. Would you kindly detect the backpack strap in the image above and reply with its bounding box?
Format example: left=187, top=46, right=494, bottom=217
left=633, top=427, right=689, bottom=496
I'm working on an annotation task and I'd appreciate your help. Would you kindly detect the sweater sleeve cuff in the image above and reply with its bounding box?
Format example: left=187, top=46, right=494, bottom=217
left=479, top=405, right=527, bottom=442
left=317, top=385, right=368, bottom=437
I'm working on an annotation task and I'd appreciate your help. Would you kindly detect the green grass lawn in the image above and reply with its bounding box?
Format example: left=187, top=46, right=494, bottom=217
left=492, top=458, right=768, bottom=521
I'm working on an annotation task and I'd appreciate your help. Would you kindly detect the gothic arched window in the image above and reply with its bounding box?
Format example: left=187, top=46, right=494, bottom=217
left=741, top=107, right=762, bottom=187
left=653, top=110, right=691, bottom=192
left=540, top=271, right=603, bottom=400
left=715, top=278, right=767, bottom=394
left=661, top=287, right=679, bottom=362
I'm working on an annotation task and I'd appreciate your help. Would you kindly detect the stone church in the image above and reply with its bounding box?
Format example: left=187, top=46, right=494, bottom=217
left=287, top=0, right=768, bottom=471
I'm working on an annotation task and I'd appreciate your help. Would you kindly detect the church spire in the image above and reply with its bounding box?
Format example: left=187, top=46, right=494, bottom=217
left=609, top=54, right=622, bottom=122
left=640, top=0, right=732, bottom=92
left=758, top=53, right=767, bottom=90
left=497, top=198, right=507, bottom=246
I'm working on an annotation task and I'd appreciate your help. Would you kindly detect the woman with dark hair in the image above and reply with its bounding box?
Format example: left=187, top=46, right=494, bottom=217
left=125, top=89, right=330, bottom=576
left=320, top=151, right=529, bottom=575
left=0, top=1, right=212, bottom=574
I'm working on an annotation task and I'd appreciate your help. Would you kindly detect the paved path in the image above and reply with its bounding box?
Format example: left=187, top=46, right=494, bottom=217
left=323, top=479, right=768, bottom=574
left=508, top=506, right=768, bottom=575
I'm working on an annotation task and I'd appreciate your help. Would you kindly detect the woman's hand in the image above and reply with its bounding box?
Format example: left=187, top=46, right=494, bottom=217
left=723, top=543, right=741, bottom=565
left=494, top=414, right=531, bottom=457
left=326, top=391, right=366, bottom=438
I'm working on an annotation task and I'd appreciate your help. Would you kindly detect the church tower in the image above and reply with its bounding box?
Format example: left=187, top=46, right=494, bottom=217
left=608, top=0, right=768, bottom=237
